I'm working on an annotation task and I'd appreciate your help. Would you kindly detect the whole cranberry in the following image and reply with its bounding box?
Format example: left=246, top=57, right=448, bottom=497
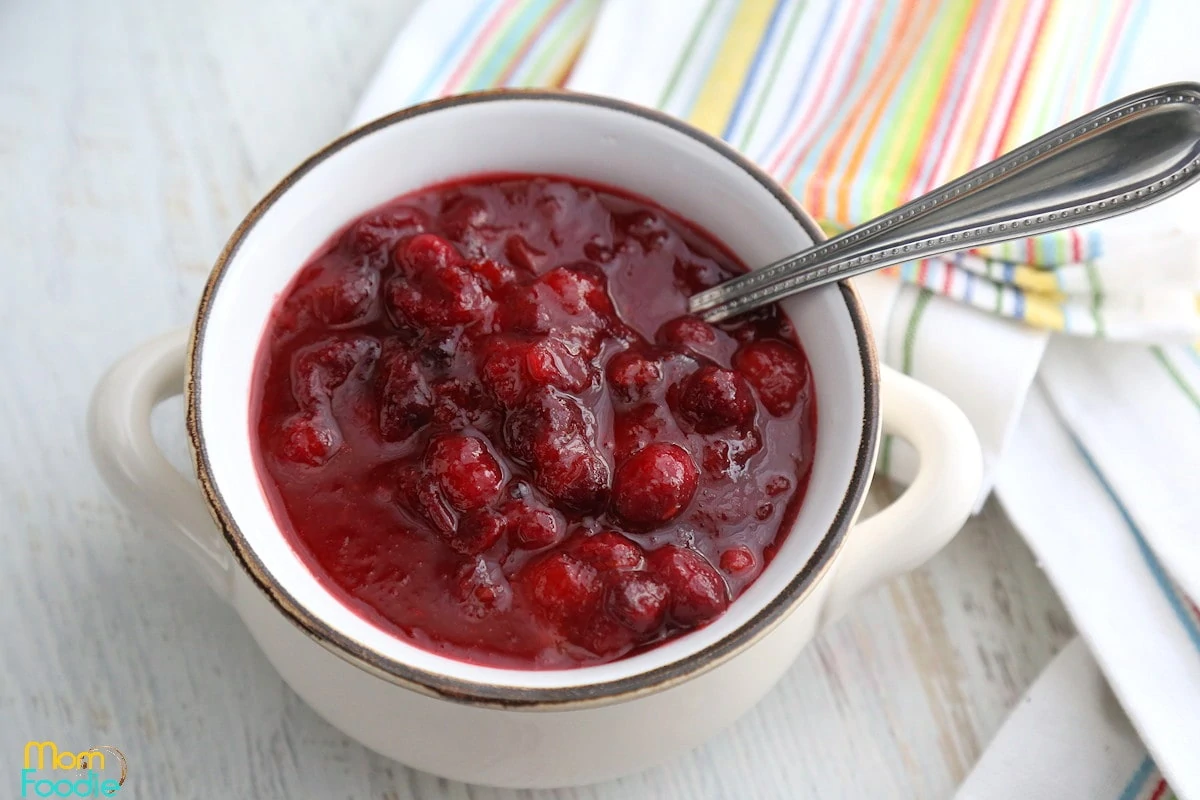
left=523, top=553, right=602, bottom=624
left=504, top=388, right=610, bottom=513
left=606, top=350, right=662, bottom=402
left=449, top=510, right=506, bottom=556
left=430, top=376, right=496, bottom=430
left=674, top=365, right=756, bottom=433
left=503, top=386, right=584, bottom=464
left=395, top=465, right=455, bottom=534
left=657, top=316, right=718, bottom=350
left=529, top=339, right=594, bottom=394
left=278, top=414, right=338, bottom=466
left=292, top=336, right=381, bottom=409
left=612, top=443, right=699, bottom=528
left=426, top=434, right=504, bottom=511
left=438, top=193, right=490, bottom=240
left=376, top=351, right=433, bottom=443
left=499, top=500, right=563, bottom=550
left=392, top=233, right=462, bottom=275
left=541, top=263, right=613, bottom=316
left=385, top=264, right=491, bottom=330
left=465, top=258, right=517, bottom=294
left=574, top=531, right=644, bottom=571
left=495, top=282, right=551, bottom=335
left=719, top=546, right=756, bottom=576
left=536, top=446, right=610, bottom=514
left=343, top=205, right=429, bottom=255
left=571, top=612, right=636, bottom=657
left=733, top=340, right=812, bottom=416
left=304, top=258, right=380, bottom=327
left=454, top=558, right=511, bottom=615
left=613, top=404, right=666, bottom=463
left=606, top=571, right=670, bottom=634
left=647, top=545, right=729, bottom=625
left=479, top=336, right=532, bottom=407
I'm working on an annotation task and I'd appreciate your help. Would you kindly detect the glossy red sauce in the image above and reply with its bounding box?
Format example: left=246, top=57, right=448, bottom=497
left=251, top=175, right=816, bottom=668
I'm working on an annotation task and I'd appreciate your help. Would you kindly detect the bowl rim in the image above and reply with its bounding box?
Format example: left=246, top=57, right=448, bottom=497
left=185, top=88, right=880, bottom=709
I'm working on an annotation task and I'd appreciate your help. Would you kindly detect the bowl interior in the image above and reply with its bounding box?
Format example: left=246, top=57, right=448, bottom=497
left=193, top=93, right=874, bottom=693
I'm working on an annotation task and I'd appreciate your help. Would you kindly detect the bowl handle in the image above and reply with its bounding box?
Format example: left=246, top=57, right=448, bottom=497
left=820, top=365, right=983, bottom=626
left=88, top=328, right=232, bottom=597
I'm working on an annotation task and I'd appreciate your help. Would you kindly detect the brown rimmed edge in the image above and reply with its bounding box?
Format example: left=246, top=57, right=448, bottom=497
left=185, top=89, right=880, bottom=710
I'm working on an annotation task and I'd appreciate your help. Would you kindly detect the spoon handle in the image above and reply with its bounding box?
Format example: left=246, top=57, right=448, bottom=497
left=689, top=82, right=1200, bottom=322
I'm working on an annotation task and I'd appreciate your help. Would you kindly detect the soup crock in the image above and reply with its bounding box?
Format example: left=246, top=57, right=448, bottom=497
left=88, top=90, right=982, bottom=789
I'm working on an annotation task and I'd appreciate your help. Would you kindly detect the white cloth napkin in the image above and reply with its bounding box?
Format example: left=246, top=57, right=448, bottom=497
left=994, top=387, right=1200, bottom=800
left=349, top=0, right=1200, bottom=794
left=955, top=638, right=1163, bottom=800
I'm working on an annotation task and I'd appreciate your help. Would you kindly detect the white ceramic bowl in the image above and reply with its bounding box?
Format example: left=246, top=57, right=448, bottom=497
left=89, top=91, right=982, bottom=789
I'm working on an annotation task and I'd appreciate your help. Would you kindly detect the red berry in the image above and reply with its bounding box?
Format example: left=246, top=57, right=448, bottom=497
left=574, top=531, right=644, bottom=571
left=613, top=404, right=666, bottom=463
left=719, top=546, right=756, bottom=576
left=525, top=338, right=593, bottom=394
left=733, top=340, right=812, bottom=416
left=499, top=500, right=563, bottom=550
left=385, top=264, right=491, bottom=330
left=393, top=233, right=462, bottom=274
left=292, top=336, right=381, bottom=408
left=303, top=257, right=380, bottom=327
left=647, top=545, right=729, bottom=625
left=438, top=193, right=490, bottom=240
left=426, top=434, right=504, bottom=512
left=343, top=205, right=429, bottom=255
left=674, top=366, right=756, bottom=433
left=524, top=553, right=602, bottom=623
left=478, top=336, right=531, bottom=407
left=612, top=443, right=699, bottom=529
left=541, top=264, right=612, bottom=315
left=454, top=558, right=511, bottom=615
left=606, top=350, right=662, bottom=402
left=503, top=386, right=580, bottom=464
left=657, top=316, right=718, bottom=350
left=496, top=283, right=552, bottom=334
left=376, top=351, right=432, bottom=442
left=465, top=258, right=517, bottom=293
left=278, top=414, right=338, bottom=466
left=429, top=376, right=496, bottom=429
left=449, top=510, right=506, bottom=555
left=504, top=390, right=608, bottom=512
left=537, top=445, right=610, bottom=514
left=395, top=465, right=456, bottom=534
left=606, top=571, right=669, bottom=634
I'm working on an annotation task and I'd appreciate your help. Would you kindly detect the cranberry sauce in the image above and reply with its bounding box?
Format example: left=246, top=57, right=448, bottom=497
left=251, top=175, right=816, bottom=668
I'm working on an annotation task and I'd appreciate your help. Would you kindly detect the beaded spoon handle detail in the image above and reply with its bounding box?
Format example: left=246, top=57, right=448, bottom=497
left=689, top=82, right=1200, bottom=322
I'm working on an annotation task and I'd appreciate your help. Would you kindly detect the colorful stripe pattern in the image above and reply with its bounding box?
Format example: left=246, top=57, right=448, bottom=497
left=1119, top=756, right=1176, bottom=800
left=646, top=0, right=1174, bottom=336
left=399, top=0, right=1195, bottom=338
left=405, top=0, right=601, bottom=105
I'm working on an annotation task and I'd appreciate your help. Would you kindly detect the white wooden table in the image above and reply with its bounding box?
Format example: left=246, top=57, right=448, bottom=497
left=0, top=1, right=1074, bottom=797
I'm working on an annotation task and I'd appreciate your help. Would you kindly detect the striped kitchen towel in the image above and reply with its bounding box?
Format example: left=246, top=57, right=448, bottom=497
left=348, top=0, right=1200, bottom=795
left=954, top=638, right=1177, bottom=800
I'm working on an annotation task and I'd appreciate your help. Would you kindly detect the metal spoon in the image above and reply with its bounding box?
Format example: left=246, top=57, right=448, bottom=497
left=688, top=82, right=1200, bottom=322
